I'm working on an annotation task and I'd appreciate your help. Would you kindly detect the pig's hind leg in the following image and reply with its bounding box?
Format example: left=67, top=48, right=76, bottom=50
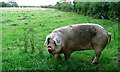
left=92, top=46, right=103, bottom=64
left=92, top=42, right=107, bottom=64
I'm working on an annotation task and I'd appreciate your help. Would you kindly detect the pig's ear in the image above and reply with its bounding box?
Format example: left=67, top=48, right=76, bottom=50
left=44, top=35, right=49, bottom=45
left=53, top=35, right=61, bottom=45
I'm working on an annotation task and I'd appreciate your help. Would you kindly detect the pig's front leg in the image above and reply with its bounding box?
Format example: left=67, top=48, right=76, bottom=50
left=55, top=54, right=61, bottom=59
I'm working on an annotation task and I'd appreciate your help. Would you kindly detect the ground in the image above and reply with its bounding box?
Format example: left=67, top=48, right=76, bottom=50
left=1, top=8, right=119, bottom=70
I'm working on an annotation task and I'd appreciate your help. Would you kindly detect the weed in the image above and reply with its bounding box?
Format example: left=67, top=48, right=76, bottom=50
left=23, top=26, right=35, bottom=53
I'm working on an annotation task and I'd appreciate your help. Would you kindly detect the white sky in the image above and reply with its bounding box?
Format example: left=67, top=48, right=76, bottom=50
left=0, top=0, right=61, bottom=6
left=1, top=0, right=119, bottom=6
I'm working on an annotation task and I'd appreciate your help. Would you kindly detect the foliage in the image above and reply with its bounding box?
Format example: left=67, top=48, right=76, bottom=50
left=0, top=2, right=6, bottom=7
left=40, top=5, right=55, bottom=8
left=1, top=8, right=119, bottom=70
left=0, top=2, right=18, bottom=7
left=55, top=2, right=73, bottom=12
left=55, top=1, right=120, bottom=21
left=55, top=2, right=61, bottom=10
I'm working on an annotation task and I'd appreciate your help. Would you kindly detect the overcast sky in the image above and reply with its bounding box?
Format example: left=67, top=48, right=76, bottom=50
left=1, top=0, right=119, bottom=6
left=0, top=0, right=61, bottom=6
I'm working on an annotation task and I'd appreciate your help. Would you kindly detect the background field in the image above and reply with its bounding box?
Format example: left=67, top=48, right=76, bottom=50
left=1, top=8, right=119, bottom=70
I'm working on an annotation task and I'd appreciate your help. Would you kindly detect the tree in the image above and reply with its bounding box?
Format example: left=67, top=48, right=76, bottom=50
left=0, top=2, right=6, bottom=7
left=55, top=2, right=61, bottom=9
left=9, top=2, right=18, bottom=7
left=0, top=1, right=18, bottom=7
left=6, top=3, right=11, bottom=7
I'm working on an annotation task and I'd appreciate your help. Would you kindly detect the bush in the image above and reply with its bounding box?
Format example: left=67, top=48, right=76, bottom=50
left=55, top=2, right=120, bottom=21
left=55, top=2, right=61, bottom=10
left=75, top=2, right=90, bottom=15
left=55, top=2, right=73, bottom=12
left=40, top=5, right=54, bottom=8
left=108, top=2, right=120, bottom=21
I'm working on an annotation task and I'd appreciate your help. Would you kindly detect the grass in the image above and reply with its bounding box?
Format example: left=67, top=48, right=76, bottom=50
left=1, top=8, right=119, bottom=70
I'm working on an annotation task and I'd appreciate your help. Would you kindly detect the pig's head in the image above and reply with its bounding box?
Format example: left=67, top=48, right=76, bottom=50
left=45, top=32, right=63, bottom=54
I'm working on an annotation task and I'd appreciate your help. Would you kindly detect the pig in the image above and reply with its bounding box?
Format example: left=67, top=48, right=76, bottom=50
left=45, top=23, right=111, bottom=64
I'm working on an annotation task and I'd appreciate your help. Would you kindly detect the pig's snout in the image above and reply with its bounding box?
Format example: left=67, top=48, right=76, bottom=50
left=47, top=46, right=52, bottom=48
left=47, top=46, right=52, bottom=53
left=48, top=49, right=52, bottom=54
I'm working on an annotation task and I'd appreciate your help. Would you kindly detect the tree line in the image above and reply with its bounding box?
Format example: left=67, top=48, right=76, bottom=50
left=0, top=2, right=18, bottom=7
left=55, top=2, right=120, bottom=21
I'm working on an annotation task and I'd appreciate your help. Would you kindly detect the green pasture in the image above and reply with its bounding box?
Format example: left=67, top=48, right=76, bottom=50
left=1, top=8, right=119, bottom=70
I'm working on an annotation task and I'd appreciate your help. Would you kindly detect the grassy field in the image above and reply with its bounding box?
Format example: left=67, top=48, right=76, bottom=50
left=1, top=8, right=119, bottom=70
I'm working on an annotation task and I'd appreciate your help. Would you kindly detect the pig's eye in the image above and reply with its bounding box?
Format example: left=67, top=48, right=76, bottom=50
left=54, top=41, right=57, bottom=46
left=47, top=38, right=50, bottom=44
